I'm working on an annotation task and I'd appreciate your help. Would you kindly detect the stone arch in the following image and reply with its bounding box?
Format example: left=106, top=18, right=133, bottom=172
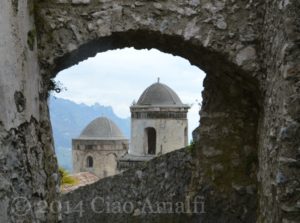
left=38, top=25, right=262, bottom=223
left=34, top=1, right=266, bottom=222
left=0, top=0, right=298, bottom=222
left=35, top=1, right=263, bottom=80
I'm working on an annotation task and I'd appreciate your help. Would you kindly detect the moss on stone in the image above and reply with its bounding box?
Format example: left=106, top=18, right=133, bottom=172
left=27, top=29, right=36, bottom=51
left=28, top=0, right=35, bottom=15
left=12, top=0, right=18, bottom=14
left=187, top=140, right=197, bottom=156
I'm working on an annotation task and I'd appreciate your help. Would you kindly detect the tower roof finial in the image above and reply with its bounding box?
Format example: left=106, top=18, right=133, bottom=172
left=157, top=77, right=160, bottom=83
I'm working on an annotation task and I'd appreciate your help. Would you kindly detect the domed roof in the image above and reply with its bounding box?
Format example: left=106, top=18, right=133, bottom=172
left=136, top=82, right=184, bottom=106
left=78, top=117, right=125, bottom=140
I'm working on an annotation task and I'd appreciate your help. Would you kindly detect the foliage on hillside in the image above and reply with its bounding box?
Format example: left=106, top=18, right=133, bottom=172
left=59, top=167, right=78, bottom=186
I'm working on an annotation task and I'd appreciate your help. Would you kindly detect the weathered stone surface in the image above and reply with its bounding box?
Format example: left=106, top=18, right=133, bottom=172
left=62, top=148, right=200, bottom=222
left=0, top=1, right=59, bottom=222
left=235, top=46, right=257, bottom=66
left=72, top=0, right=90, bottom=4
left=0, top=0, right=299, bottom=222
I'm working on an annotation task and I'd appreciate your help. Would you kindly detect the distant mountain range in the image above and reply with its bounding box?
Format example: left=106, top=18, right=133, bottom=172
left=49, top=96, right=130, bottom=172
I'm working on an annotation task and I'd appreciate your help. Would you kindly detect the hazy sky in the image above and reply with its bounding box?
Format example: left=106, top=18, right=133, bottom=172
left=53, top=47, right=206, bottom=139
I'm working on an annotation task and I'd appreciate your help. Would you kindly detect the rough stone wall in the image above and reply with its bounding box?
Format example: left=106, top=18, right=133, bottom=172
left=62, top=148, right=198, bottom=223
left=35, top=0, right=263, bottom=78
left=258, top=1, right=300, bottom=222
left=0, top=1, right=59, bottom=222
left=34, top=1, right=265, bottom=222
left=192, top=69, right=260, bottom=222
left=0, top=0, right=299, bottom=222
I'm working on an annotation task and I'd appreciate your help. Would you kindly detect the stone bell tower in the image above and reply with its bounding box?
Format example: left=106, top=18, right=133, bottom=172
left=129, top=79, right=190, bottom=157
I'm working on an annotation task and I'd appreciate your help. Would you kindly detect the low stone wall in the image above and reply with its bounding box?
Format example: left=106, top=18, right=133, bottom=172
left=117, top=159, right=146, bottom=171
left=61, top=146, right=257, bottom=223
left=61, top=148, right=197, bottom=223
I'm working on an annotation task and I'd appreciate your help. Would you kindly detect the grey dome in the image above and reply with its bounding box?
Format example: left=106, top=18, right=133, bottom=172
left=137, top=82, right=183, bottom=106
left=79, top=117, right=125, bottom=140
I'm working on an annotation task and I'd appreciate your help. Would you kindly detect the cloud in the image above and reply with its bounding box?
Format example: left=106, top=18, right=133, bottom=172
left=53, top=48, right=205, bottom=139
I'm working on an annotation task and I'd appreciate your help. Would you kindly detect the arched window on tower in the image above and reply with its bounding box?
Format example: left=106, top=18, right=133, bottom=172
left=145, top=127, right=156, bottom=155
left=86, top=156, right=93, bottom=168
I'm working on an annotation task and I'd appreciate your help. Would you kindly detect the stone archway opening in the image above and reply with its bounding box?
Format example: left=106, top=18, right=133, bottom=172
left=50, top=46, right=204, bottom=172
left=44, top=30, right=261, bottom=222
left=3, top=0, right=299, bottom=222
left=86, top=156, right=93, bottom=168
left=144, top=127, right=157, bottom=155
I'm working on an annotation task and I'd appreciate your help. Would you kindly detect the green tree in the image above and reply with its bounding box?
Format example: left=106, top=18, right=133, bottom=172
left=59, top=167, right=78, bottom=186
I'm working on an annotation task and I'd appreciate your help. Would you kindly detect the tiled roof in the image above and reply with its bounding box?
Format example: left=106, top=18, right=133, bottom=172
left=61, top=172, right=99, bottom=193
